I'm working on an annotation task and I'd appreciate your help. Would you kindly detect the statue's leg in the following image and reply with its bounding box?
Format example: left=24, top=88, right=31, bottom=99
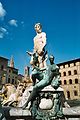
left=52, top=94, right=59, bottom=116
left=35, top=77, right=50, bottom=89
left=22, top=78, right=49, bottom=109
left=57, top=93, right=63, bottom=117
left=22, top=86, right=38, bottom=109
left=31, top=74, right=36, bottom=86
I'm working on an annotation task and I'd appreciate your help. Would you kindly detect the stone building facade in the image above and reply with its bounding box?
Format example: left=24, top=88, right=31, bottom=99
left=0, top=57, right=8, bottom=88
left=7, top=66, right=18, bottom=85
left=57, top=58, right=80, bottom=100
left=0, top=56, right=18, bottom=88
left=7, top=56, right=18, bottom=85
left=0, top=56, right=32, bottom=88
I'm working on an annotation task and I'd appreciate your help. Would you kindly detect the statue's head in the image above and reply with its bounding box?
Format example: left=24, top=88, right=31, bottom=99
left=30, top=52, right=39, bottom=66
left=49, top=55, right=55, bottom=64
left=34, top=23, right=42, bottom=33
left=49, top=55, right=54, bottom=60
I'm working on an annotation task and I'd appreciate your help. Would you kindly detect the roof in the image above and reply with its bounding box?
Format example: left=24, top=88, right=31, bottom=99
left=18, top=74, right=24, bottom=77
left=7, top=66, right=18, bottom=71
left=0, top=56, right=9, bottom=61
left=57, top=58, right=80, bottom=66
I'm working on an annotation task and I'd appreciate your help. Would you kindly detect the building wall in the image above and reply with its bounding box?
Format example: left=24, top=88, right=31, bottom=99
left=59, top=61, right=80, bottom=100
left=0, top=56, right=18, bottom=88
left=0, top=57, right=8, bottom=86
left=7, top=67, right=18, bottom=85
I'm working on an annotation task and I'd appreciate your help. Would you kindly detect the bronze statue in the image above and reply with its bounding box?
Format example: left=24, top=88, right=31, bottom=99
left=22, top=54, right=60, bottom=109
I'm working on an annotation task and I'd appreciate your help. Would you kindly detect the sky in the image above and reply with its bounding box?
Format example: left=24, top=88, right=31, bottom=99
left=0, top=0, right=80, bottom=74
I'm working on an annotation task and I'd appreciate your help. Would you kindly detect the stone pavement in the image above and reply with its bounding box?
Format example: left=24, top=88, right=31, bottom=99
left=2, top=106, right=80, bottom=120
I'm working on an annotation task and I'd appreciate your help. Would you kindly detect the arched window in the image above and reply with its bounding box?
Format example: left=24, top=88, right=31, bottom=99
left=74, top=90, right=78, bottom=96
left=67, top=91, right=70, bottom=99
left=12, top=79, right=14, bottom=84
left=63, top=65, right=65, bottom=68
left=63, top=72, right=66, bottom=76
left=59, top=80, right=62, bottom=85
left=68, top=71, right=71, bottom=75
left=8, top=78, right=10, bottom=83
left=69, top=79, right=72, bottom=84
left=68, top=64, right=70, bottom=67
left=74, top=62, right=76, bottom=66
left=1, top=65, right=4, bottom=70
left=64, top=80, right=67, bottom=84
left=75, top=79, right=78, bottom=84
left=74, top=70, right=77, bottom=75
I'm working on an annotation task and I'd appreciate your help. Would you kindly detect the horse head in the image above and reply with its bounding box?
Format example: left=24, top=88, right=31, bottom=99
left=26, top=51, right=39, bottom=66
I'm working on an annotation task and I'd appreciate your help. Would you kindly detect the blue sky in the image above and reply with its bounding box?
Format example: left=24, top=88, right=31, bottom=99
left=0, top=0, right=80, bottom=74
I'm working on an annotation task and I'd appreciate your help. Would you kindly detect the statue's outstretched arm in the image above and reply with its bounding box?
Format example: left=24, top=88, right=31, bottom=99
left=26, top=51, right=33, bottom=56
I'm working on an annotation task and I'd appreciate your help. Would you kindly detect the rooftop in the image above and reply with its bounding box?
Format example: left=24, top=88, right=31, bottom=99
left=0, top=56, right=9, bottom=61
left=57, top=58, right=80, bottom=66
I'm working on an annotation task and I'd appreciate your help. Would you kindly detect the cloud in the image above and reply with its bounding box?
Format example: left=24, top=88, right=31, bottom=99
left=21, top=21, right=24, bottom=24
left=21, top=21, right=25, bottom=27
left=0, top=2, right=6, bottom=20
left=0, top=33, right=4, bottom=38
left=0, top=27, right=8, bottom=38
left=9, top=19, right=18, bottom=27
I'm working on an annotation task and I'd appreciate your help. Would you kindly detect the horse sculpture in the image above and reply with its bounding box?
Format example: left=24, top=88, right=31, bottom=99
left=1, top=84, right=16, bottom=100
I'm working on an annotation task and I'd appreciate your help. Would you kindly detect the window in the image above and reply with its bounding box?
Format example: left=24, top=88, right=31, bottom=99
left=74, top=62, right=76, bottom=66
left=74, top=70, right=77, bottom=75
left=68, top=71, right=71, bottom=75
left=67, top=91, right=70, bottom=99
left=74, top=90, right=78, bottom=96
left=75, top=79, right=78, bottom=84
left=69, top=79, right=72, bottom=84
left=12, top=79, right=14, bottom=84
left=74, top=86, right=76, bottom=88
left=68, top=64, right=70, bottom=67
left=13, top=70, right=18, bottom=74
left=64, top=80, right=67, bottom=84
left=59, top=80, right=62, bottom=85
left=63, top=65, right=65, bottom=68
left=8, top=78, right=10, bottom=83
left=1, top=65, right=4, bottom=70
left=63, top=72, right=66, bottom=76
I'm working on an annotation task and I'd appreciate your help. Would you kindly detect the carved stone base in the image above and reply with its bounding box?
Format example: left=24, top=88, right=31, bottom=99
left=30, top=87, right=64, bottom=120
